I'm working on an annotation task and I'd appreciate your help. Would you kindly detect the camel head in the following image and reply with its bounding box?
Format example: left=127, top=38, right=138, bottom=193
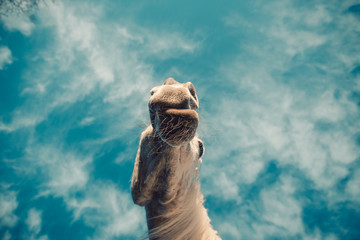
left=148, top=78, right=199, bottom=146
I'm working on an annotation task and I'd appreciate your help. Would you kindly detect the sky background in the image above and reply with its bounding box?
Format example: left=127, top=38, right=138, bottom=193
left=1, top=0, right=360, bottom=239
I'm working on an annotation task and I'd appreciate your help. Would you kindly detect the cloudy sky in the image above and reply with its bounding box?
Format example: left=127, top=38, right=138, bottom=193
left=1, top=0, right=360, bottom=239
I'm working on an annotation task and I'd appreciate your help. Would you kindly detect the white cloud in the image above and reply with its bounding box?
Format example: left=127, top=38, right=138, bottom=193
left=273, top=28, right=325, bottom=56
left=212, top=175, right=314, bottom=239
left=224, top=2, right=328, bottom=57
left=303, top=6, right=332, bottom=27
left=213, top=172, right=240, bottom=201
left=0, top=46, right=12, bottom=70
left=199, top=4, right=360, bottom=239
left=48, top=159, right=89, bottom=193
left=0, top=14, right=34, bottom=36
left=94, top=185, right=145, bottom=238
left=23, top=144, right=90, bottom=197
left=203, top=0, right=360, bottom=197
left=346, top=169, right=360, bottom=203
left=322, top=132, right=358, bottom=164
left=218, top=222, right=241, bottom=239
left=142, top=31, right=199, bottom=58
left=303, top=228, right=339, bottom=240
left=287, top=119, right=351, bottom=189
left=17, top=141, right=145, bottom=239
left=240, top=158, right=264, bottom=184
left=79, top=117, right=95, bottom=126
left=114, top=24, right=199, bottom=59
left=313, top=91, right=347, bottom=122
left=0, top=188, right=18, bottom=228
left=0, top=122, right=12, bottom=132
left=258, top=176, right=304, bottom=236
left=204, top=71, right=358, bottom=192
left=26, top=208, right=42, bottom=235
left=0, top=112, right=42, bottom=132
left=63, top=183, right=146, bottom=240
left=261, top=1, right=329, bottom=56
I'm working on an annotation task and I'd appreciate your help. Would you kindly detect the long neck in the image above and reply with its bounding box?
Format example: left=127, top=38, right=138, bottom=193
left=145, top=142, right=220, bottom=240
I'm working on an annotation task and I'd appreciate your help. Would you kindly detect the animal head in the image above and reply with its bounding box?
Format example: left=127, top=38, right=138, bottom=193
left=148, top=78, right=199, bottom=146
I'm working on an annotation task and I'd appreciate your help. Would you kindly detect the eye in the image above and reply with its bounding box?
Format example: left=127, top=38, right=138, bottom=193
left=198, top=140, right=204, bottom=158
left=150, top=87, right=158, bottom=96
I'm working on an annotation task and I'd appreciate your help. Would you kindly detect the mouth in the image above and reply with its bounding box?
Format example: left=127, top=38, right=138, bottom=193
left=152, top=107, right=199, bottom=146
left=163, top=108, right=198, bottom=120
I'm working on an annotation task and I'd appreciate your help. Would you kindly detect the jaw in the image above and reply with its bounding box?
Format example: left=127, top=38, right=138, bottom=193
left=153, top=108, right=199, bottom=146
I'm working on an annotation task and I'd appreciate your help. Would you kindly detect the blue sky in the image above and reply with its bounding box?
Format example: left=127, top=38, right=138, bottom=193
left=1, top=0, right=360, bottom=239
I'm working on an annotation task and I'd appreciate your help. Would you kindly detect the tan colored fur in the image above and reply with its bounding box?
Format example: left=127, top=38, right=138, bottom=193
left=131, top=78, right=221, bottom=240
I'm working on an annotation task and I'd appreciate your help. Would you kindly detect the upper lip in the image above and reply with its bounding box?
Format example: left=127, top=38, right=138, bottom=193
left=149, top=101, right=194, bottom=111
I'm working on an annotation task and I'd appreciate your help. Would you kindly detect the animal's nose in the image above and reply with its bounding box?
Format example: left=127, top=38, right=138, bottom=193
left=149, top=85, right=198, bottom=110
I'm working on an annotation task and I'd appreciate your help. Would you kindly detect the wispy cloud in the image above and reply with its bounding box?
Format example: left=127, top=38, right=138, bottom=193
left=0, top=13, right=34, bottom=36
left=1, top=0, right=359, bottom=239
left=13, top=141, right=147, bottom=239
left=205, top=0, right=359, bottom=188
left=256, top=176, right=304, bottom=237
left=26, top=208, right=42, bottom=235
left=201, top=0, right=360, bottom=238
left=346, top=169, right=360, bottom=203
left=0, top=46, right=12, bottom=70
left=25, top=208, right=48, bottom=240
left=0, top=187, right=18, bottom=228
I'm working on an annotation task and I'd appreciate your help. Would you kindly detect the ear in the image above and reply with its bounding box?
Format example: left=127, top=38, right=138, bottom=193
left=198, top=139, right=205, bottom=158
left=163, top=77, right=179, bottom=85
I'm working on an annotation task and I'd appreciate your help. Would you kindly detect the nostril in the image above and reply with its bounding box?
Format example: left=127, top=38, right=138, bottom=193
left=150, top=86, right=159, bottom=96
left=186, top=82, right=197, bottom=100
left=185, top=98, right=191, bottom=109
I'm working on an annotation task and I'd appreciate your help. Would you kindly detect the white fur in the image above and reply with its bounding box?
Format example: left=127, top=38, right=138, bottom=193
left=132, top=126, right=221, bottom=240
